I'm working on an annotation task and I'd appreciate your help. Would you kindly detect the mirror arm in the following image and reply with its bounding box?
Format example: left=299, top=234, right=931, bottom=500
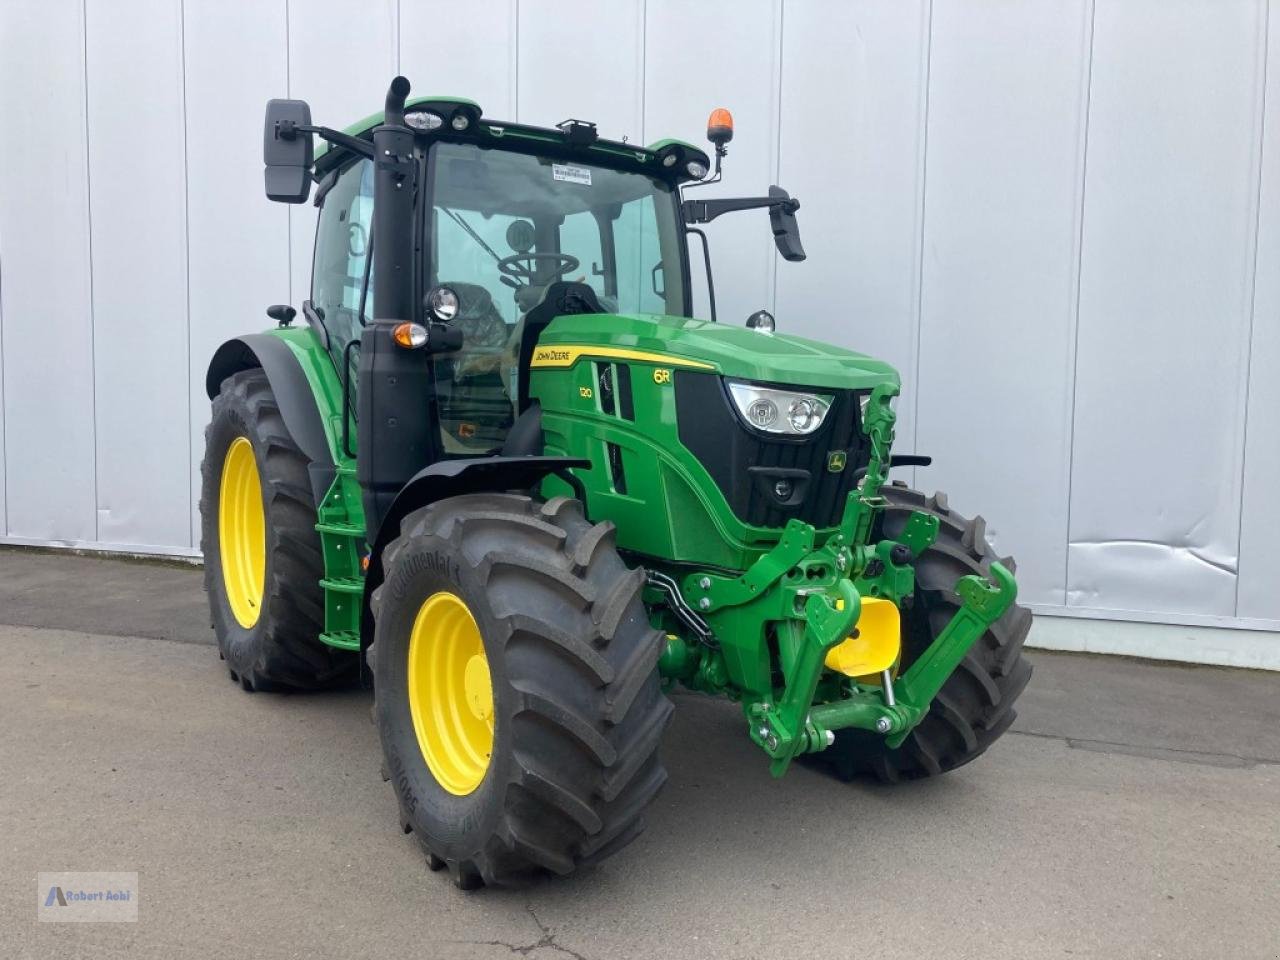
left=300, top=125, right=377, bottom=181
left=682, top=195, right=799, bottom=225
left=279, top=121, right=375, bottom=160
left=315, top=127, right=375, bottom=158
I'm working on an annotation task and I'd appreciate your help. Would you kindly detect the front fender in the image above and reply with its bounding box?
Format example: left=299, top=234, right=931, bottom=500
left=359, top=455, right=590, bottom=656
left=206, top=330, right=342, bottom=505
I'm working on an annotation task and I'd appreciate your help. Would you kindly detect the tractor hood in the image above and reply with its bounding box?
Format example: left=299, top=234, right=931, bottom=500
left=537, top=314, right=900, bottom=392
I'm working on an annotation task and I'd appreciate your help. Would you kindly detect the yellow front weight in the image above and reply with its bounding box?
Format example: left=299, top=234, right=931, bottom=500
left=407, top=591, right=494, bottom=796
left=824, top=596, right=902, bottom=679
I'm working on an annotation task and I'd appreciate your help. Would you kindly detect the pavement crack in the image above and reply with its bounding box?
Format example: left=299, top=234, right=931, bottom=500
left=524, top=902, right=590, bottom=960
left=1010, top=728, right=1278, bottom=769
left=444, top=902, right=590, bottom=960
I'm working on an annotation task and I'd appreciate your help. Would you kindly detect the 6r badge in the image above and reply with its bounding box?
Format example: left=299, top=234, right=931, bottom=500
left=826, top=451, right=847, bottom=473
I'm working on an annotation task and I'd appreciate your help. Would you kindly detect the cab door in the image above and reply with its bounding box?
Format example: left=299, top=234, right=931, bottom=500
left=310, top=157, right=375, bottom=396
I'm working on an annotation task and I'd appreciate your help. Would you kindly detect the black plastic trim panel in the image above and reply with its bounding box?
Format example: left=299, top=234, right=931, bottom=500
left=674, top=371, right=869, bottom=529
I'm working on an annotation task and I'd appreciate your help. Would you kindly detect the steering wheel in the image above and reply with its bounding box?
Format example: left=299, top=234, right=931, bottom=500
left=496, top=251, right=580, bottom=286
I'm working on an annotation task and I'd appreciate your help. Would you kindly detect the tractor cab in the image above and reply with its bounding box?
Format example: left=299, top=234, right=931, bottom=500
left=264, top=83, right=809, bottom=511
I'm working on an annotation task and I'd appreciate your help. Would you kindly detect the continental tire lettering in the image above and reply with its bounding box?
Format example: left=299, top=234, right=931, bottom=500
left=393, top=549, right=459, bottom=600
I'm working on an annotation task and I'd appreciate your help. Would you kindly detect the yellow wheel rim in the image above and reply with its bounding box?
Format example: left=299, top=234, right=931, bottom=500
left=407, top=591, right=494, bottom=796
left=218, top=436, right=266, bottom=628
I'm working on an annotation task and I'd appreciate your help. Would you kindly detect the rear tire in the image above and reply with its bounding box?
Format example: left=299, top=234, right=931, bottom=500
left=200, top=368, right=355, bottom=691
left=815, top=483, right=1033, bottom=782
left=370, top=493, right=673, bottom=888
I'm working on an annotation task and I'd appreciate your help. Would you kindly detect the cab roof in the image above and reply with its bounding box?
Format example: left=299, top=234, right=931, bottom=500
left=314, top=95, right=709, bottom=184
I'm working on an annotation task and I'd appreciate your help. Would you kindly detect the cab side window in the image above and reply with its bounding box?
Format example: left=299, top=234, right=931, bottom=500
left=312, top=158, right=374, bottom=371
left=613, top=195, right=668, bottom=315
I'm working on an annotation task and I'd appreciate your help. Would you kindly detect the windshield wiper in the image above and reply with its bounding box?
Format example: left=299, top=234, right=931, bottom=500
left=441, top=207, right=505, bottom=266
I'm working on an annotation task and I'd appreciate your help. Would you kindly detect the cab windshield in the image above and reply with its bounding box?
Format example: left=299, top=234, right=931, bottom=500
left=427, top=141, right=688, bottom=324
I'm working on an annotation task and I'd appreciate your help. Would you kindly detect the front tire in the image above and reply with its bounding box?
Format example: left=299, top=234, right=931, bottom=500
left=370, top=493, right=673, bottom=888
left=200, top=368, right=355, bottom=691
left=817, top=483, right=1034, bottom=782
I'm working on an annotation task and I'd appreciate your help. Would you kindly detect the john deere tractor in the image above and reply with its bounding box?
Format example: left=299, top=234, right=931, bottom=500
left=201, top=76, right=1032, bottom=888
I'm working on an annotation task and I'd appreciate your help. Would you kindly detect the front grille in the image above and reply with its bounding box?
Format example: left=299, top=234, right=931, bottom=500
left=674, top=372, right=871, bottom=529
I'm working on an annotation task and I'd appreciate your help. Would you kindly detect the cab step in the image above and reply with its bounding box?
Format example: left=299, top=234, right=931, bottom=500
left=316, top=521, right=363, bottom=537
left=319, top=631, right=361, bottom=651
left=320, top=577, right=364, bottom=594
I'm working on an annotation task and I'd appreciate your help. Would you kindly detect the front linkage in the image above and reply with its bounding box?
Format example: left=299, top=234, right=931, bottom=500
left=654, top=383, right=1017, bottom=776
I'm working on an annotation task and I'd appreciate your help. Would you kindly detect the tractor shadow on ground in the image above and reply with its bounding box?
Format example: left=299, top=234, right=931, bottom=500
left=493, top=688, right=983, bottom=901
left=252, top=661, right=986, bottom=901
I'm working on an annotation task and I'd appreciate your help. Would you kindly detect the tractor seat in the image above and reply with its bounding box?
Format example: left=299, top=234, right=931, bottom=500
left=505, top=281, right=603, bottom=412
left=493, top=282, right=603, bottom=459
left=445, top=282, right=510, bottom=349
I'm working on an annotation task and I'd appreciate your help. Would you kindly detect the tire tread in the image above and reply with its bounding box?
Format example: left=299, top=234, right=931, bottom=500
left=372, top=492, right=672, bottom=888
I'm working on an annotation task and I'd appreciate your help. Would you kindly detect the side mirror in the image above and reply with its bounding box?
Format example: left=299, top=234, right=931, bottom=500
left=768, top=186, right=805, bottom=262
left=263, top=99, right=314, bottom=204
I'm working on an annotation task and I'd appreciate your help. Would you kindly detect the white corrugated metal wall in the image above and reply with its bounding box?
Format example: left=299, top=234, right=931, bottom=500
left=1, top=0, right=1277, bottom=667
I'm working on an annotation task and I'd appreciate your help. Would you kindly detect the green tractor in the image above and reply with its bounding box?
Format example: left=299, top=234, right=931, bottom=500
left=201, top=76, right=1032, bottom=888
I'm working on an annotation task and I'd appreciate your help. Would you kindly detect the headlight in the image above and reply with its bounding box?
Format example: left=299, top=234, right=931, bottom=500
left=727, top=381, right=832, bottom=436
left=787, top=397, right=824, bottom=432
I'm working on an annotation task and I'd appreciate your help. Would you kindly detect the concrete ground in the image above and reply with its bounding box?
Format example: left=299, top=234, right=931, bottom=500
left=1, top=548, right=1277, bottom=960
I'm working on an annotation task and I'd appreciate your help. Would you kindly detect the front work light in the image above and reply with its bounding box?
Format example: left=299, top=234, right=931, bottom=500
left=426, top=285, right=460, bottom=322
left=405, top=110, right=444, bottom=130
left=727, top=381, right=832, bottom=436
